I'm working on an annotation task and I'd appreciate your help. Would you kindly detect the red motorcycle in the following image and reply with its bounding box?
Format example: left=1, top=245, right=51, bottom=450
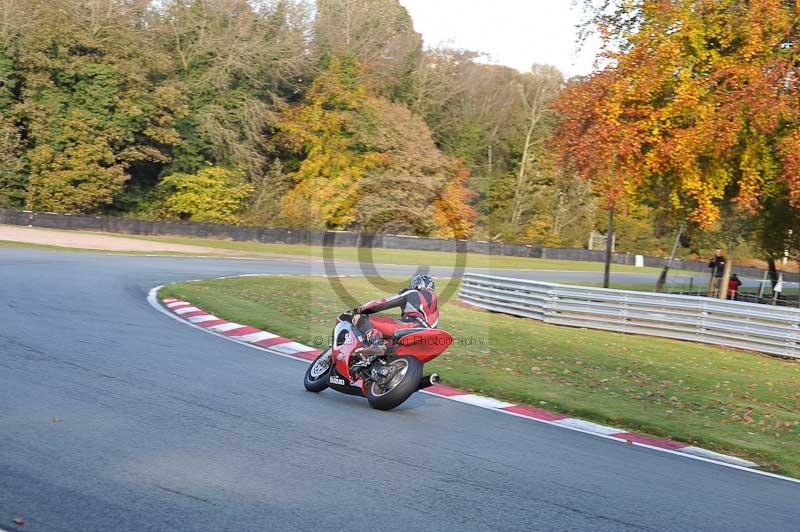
left=303, top=311, right=453, bottom=410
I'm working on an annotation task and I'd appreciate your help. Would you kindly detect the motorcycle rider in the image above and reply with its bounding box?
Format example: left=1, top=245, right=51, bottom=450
left=352, top=274, right=439, bottom=356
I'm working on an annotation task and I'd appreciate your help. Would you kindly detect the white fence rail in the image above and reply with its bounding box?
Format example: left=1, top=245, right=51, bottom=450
left=459, top=273, right=800, bottom=359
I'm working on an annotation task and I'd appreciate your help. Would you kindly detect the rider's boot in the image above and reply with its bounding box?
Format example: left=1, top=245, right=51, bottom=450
left=360, top=337, right=386, bottom=357
left=359, top=329, right=386, bottom=356
left=350, top=336, right=386, bottom=378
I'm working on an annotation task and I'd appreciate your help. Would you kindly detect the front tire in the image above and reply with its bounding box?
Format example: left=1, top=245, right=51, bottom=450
left=366, top=356, right=423, bottom=411
left=304, top=348, right=332, bottom=393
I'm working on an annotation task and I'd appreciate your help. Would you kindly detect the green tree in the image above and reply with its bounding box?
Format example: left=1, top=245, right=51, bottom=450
left=754, top=192, right=800, bottom=264
left=245, top=158, right=294, bottom=226
left=157, top=0, right=310, bottom=179
left=155, top=166, right=254, bottom=224
left=11, top=0, right=180, bottom=213
left=0, top=118, right=25, bottom=207
left=26, top=114, right=129, bottom=213
left=408, top=49, right=523, bottom=197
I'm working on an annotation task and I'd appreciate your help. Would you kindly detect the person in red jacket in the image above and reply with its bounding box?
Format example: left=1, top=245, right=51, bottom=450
left=352, top=274, right=439, bottom=356
left=728, top=273, right=742, bottom=301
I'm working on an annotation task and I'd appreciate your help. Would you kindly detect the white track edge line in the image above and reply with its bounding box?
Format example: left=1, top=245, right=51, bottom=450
left=490, top=407, right=765, bottom=471
left=147, top=282, right=800, bottom=486
left=147, top=285, right=315, bottom=365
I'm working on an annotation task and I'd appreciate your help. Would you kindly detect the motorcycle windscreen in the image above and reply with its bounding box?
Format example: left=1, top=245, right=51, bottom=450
left=394, top=329, right=453, bottom=363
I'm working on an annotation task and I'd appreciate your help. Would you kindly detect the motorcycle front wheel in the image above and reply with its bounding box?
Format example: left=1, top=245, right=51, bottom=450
left=365, top=356, right=423, bottom=411
left=304, top=348, right=332, bottom=393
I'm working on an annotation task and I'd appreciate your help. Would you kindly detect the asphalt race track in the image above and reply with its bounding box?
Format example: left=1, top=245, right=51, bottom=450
left=1, top=248, right=798, bottom=532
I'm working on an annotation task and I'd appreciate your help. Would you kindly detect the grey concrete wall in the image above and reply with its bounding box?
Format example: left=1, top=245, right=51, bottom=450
left=0, top=208, right=788, bottom=280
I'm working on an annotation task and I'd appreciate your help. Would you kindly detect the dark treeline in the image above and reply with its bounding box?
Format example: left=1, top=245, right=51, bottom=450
left=0, top=0, right=609, bottom=246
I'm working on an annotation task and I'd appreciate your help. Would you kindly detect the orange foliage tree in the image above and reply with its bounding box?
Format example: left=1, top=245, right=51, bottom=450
left=553, top=0, right=800, bottom=230
left=433, top=165, right=477, bottom=239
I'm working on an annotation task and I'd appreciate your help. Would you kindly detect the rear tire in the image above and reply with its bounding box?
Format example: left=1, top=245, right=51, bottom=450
left=366, top=356, right=423, bottom=411
left=304, top=348, right=332, bottom=393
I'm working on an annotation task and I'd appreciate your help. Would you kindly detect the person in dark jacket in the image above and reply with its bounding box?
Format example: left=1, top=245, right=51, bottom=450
left=708, top=249, right=726, bottom=296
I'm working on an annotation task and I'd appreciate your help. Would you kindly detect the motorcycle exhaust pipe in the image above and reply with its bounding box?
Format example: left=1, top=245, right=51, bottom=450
left=418, top=373, right=441, bottom=390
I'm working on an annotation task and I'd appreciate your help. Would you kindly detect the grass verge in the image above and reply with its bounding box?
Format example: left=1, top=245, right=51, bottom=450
left=131, top=234, right=687, bottom=273
left=160, top=275, right=800, bottom=477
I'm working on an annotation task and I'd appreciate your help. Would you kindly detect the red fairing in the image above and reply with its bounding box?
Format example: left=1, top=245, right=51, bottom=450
left=333, top=328, right=360, bottom=380
left=394, top=329, right=453, bottom=363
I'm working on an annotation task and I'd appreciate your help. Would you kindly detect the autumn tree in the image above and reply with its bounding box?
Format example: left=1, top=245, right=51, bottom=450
left=508, top=65, right=564, bottom=227
left=278, top=55, right=474, bottom=236
left=156, top=0, right=310, bottom=179
left=557, top=0, right=800, bottom=256
left=407, top=49, right=523, bottom=194
left=245, top=158, right=295, bottom=226
left=519, top=159, right=597, bottom=248
left=433, top=166, right=478, bottom=239
left=408, top=49, right=591, bottom=243
left=314, top=0, right=422, bottom=99
left=278, top=56, right=387, bottom=228
left=348, top=97, right=468, bottom=235
left=26, top=115, right=130, bottom=213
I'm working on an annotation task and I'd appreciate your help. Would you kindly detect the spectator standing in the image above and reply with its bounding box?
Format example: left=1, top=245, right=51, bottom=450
left=707, top=249, right=726, bottom=296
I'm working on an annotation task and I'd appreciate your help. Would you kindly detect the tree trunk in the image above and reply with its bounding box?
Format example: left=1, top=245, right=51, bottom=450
left=552, top=191, right=566, bottom=236
left=767, top=258, right=779, bottom=289
left=656, top=224, right=684, bottom=292
left=510, top=115, right=536, bottom=226
left=603, top=205, right=614, bottom=289
left=486, top=124, right=499, bottom=177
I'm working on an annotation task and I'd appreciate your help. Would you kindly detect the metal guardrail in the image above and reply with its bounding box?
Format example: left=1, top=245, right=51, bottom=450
left=459, top=273, right=800, bottom=359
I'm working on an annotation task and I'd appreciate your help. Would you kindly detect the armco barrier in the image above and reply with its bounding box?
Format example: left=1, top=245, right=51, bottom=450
left=459, top=273, right=800, bottom=359
left=0, top=207, right=787, bottom=280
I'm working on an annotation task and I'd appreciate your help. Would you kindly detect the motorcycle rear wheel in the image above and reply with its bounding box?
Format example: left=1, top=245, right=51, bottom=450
left=366, top=356, right=422, bottom=411
left=304, top=348, right=332, bottom=393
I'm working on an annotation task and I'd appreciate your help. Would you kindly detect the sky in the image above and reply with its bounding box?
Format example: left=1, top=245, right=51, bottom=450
left=398, top=0, right=600, bottom=78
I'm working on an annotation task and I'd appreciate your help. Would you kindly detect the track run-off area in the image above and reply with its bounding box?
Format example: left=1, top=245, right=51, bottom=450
left=1, top=248, right=798, bottom=532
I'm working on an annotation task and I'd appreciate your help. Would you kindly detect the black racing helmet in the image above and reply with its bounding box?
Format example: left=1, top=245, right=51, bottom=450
left=409, top=274, right=435, bottom=291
